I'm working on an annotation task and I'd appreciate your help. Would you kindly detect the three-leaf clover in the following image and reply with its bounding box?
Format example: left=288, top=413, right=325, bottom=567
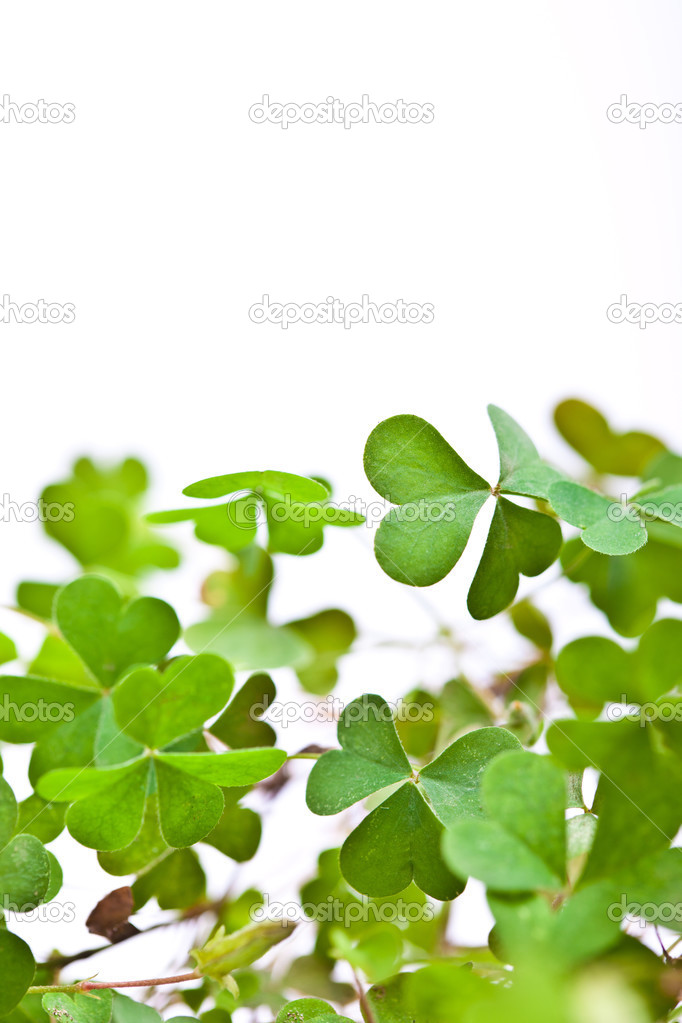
left=41, top=456, right=179, bottom=577
left=364, top=406, right=563, bottom=618
left=148, top=469, right=364, bottom=556
left=0, top=575, right=182, bottom=783
left=36, top=652, right=286, bottom=850
left=306, top=695, right=521, bottom=898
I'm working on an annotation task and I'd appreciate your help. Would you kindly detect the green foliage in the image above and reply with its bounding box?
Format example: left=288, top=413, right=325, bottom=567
left=364, top=407, right=562, bottom=617
left=5, top=405, right=682, bottom=1023
left=41, top=457, right=179, bottom=577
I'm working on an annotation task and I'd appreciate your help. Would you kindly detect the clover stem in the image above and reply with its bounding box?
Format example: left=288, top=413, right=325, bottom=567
left=28, top=972, right=200, bottom=995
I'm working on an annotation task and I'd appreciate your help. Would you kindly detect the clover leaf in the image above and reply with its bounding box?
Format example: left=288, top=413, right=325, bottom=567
left=442, top=752, right=567, bottom=892
left=0, top=930, right=36, bottom=1016
left=561, top=524, right=682, bottom=636
left=0, top=775, right=54, bottom=909
left=548, top=479, right=682, bottom=555
left=555, top=618, right=682, bottom=716
left=42, top=989, right=113, bottom=1023
left=35, top=652, right=283, bottom=851
left=554, top=399, right=665, bottom=477
left=41, top=455, right=179, bottom=577
left=0, top=576, right=181, bottom=790
left=306, top=695, right=521, bottom=898
left=184, top=548, right=314, bottom=670
left=148, top=470, right=363, bottom=557
left=364, top=408, right=563, bottom=617
left=55, top=575, right=180, bottom=686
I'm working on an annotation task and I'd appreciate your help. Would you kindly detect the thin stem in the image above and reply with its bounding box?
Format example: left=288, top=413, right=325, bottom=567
left=29, top=973, right=199, bottom=995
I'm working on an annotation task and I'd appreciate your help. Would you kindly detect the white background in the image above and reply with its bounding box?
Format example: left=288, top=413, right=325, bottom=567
left=1, top=2, right=682, bottom=1018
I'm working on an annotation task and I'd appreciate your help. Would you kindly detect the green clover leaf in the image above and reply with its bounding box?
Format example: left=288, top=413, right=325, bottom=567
left=41, top=455, right=179, bottom=577
left=549, top=480, right=682, bottom=555
left=554, top=399, right=665, bottom=477
left=0, top=930, right=36, bottom=1016
left=306, top=695, right=521, bottom=898
left=42, top=989, right=113, bottom=1023
left=148, top=470, right=364, bottom=557
left=364, top=408, right=562, bottom=618
left=0, top=775, right=53, bottom=909
left=184, top=548, right=314, bottom=671
left=37, top=739, right=285, bottom=853
left=442, top=752, right=567, bottom=893
left=55, top=575, right=180, bottom=686
left=561, top=524, right=682, bottom=636
left=555, top=618, right=682, bottom=716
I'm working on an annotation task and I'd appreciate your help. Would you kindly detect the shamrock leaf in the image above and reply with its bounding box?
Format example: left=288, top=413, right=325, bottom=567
left=488, top=405, right=564, bottom=499
left=549, top=480, right=682, bottom=556
left=1, top=577, right=181, bottom=788
left=0, top=774, right=52, bottom=908
left=41, top=455, right=179, bottom=577
left=276, top=999, right=353, bottom=1022
left=55, top=575, right=180, bottom=686
left=285, top=610, right=356, bottom=694
left=561, top=524, right=682, bottom=636
left=36, top=657, right=286, bottom=852
left=42, top=989, right=113, bottom=1023
left=111, top=654, right=233, bottom=749
left=306, top=695, right=521, bottom=898
left=363, top=414, right=490, bottom=586
left=209, top=674, right=277, bottom=748
left=442, top=752, right=567, bottom=892
left=132, top=847, right=206, bottom=910
left=546, top=718, right=682, bottom=885
left=467, top=498, right=562, bottom=620
left=0, top=930, right=35, bottom=1016
left=185, top=548, right=314, bottom=671
left=149, top=470, right=363, bottom=557
left=364, top=409, right=562, bottom=616
left=555, top=618, right=682, bottom=716
left=554, top=399, right=664, bottom=476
